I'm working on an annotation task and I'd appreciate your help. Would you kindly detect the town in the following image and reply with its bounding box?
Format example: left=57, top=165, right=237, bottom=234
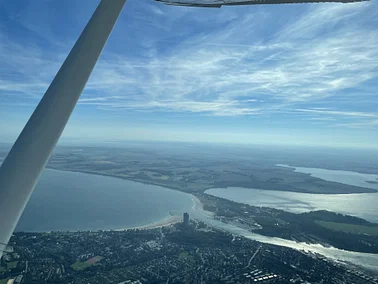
left=1, top=216, right=377, bottom=284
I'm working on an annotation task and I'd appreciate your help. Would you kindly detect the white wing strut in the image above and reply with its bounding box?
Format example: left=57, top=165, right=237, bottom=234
left=0, top=0, right=126, bottom=258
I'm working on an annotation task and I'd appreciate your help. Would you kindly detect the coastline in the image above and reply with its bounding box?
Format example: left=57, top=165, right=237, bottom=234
left=45, top=167, right=205, bottom=193
left=10, top=167, right=378, bottom=274
left=117, top=215, right=182, bottom=231
left=116, top=194, right=207, bottom=231
left=39, top=168, right=378, bottom=225
left=190, top=194, right=204, bottom=211
left=46, top=167, right=378, bottom=195
left=15, top=169, right=209, bottom=234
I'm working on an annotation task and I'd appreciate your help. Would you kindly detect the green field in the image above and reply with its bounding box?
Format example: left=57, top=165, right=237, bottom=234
left=178, top=251, right=194, bottom=264
left=316, top=220, right=378, bottom=236
left=0, top=278, right=10, bottom=284
left=160, top=175, right=169, bottom=180
left=7, top=262, right=18, bottom=269
left=71, top=256, right=103, bottom=271
left=178, top=251, right=189, bottom=260
left=0, top=261, right=18, bottom=273
left=71, top=261, right=91, bottom=271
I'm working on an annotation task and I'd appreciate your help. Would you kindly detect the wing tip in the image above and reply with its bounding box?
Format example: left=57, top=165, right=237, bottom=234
left=154, top=0, right=370, bottom=7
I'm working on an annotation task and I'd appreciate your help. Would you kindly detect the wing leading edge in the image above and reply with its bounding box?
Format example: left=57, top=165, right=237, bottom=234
left=156, top=0, right=368, bottom=7
left=0, top=0, right=126, bottom=259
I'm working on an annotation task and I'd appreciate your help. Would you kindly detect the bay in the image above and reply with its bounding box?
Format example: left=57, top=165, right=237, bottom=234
left=277, top=164, right=378, bottom=190
left=16, top=169, right=194, bottom=232
left=206, top=165, right=378, bottom=222
left=206, top=187, right=378, bottom=222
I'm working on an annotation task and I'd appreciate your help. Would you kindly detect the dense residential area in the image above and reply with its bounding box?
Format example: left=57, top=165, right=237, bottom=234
left=1, top=221, right=377, bottom=284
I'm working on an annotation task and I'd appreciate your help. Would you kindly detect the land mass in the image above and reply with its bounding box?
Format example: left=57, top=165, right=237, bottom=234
left=25, top=144, right=378, bottom=194
left=197, top=193, right=378, bottom=254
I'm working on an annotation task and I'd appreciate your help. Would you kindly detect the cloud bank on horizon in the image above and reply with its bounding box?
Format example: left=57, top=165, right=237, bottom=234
left=0, top=0, right=377, bottom=148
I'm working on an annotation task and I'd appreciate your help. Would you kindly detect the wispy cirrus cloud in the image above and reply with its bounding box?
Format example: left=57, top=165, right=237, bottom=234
left=330, top=119, right=378, bottom=128
left=294, top=108, right=378, bottom=118
left=1, top=0, right=377, bottom=127
left=80, top=1, right=378, bottom=120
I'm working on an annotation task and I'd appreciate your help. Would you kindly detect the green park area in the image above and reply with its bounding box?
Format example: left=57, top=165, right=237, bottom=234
left=6, top=262, right=17, bottom=270
left=71, top=256, right=103, bottom=271
left=178, top=251, right=195, bottom=264
left=71, top=261, right=91, bottom=271
left=0, top=261, right=18, bottom=273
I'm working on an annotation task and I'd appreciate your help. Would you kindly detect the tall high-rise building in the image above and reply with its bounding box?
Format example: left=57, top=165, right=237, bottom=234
left=183, top=213, right=189, bottom=227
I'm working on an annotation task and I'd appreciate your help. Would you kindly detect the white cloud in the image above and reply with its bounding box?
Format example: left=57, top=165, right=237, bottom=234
left=330, top=119, right=378, bottom=128
left=294, top=108, right=378, bottom=118
left=1, top=1, right=377, bottom=123
left=78, top=97, right=108, bottom=102
left=305, top=117, right=336, bottom=121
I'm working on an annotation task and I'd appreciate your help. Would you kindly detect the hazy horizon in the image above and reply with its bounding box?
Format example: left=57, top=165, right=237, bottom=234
left=1, top=0, right=378, bottom=149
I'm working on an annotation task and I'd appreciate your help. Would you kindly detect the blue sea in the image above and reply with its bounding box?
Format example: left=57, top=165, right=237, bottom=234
left=16, top=169, right=194, bottom=232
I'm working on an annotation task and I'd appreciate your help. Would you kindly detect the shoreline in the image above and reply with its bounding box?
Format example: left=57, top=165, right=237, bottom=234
left=117, top=194, right=206, bottom=231
left=15, top=215, right=182, bottom=234
left=11, top=169, right=378, bottom=273
left=117, top=215, right=182, bottom=231
left=45, top=167, right=206, bottom=194
left=190, top=194, right=204, bottom=211
left=45, top=167, right=377, bottom=195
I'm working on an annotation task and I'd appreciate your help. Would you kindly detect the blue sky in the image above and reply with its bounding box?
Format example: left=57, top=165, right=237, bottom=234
left=0, top=0, right=377, bottom=148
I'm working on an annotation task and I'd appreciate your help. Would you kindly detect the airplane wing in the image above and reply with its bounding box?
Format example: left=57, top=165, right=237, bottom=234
left=0, top=0, right=126, bottom=259
left=155, top=0, right=368, bottom=7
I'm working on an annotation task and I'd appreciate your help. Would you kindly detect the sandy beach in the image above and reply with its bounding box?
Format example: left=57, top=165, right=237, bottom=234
left=115, top=194, right=205, bottom=231
left=116, top=215, right=182, bottom=231
left=190, top=194, right=204, bottom=211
